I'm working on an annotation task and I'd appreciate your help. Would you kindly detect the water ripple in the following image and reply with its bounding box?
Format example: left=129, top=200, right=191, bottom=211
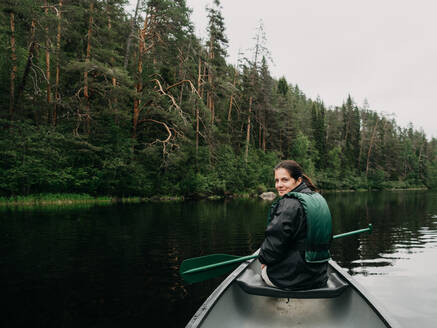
left=350, top=259, right=393, bottom=267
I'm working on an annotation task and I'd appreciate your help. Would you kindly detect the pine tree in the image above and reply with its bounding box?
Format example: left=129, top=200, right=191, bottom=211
left=311, top=100, right=327, bottom=169
left=205, top=0, right=228, bottom=124
left=277, top=76, right=288, bottom=97
left=341, top=95, right=360, bottom=171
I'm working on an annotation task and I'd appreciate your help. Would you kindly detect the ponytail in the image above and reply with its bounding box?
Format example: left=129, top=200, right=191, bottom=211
left=301, top=174, right=318, bottom=192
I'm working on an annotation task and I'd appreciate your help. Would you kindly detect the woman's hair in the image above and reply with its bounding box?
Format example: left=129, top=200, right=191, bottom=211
left=274, top=160, right=318, bottom=192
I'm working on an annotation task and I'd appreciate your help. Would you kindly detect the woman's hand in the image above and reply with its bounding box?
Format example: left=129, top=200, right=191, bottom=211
left=261, top=264, right=266, bottom=270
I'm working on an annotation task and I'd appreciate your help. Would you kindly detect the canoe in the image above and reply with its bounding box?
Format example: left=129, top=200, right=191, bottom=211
left=185, top=253, right=400, bottom=328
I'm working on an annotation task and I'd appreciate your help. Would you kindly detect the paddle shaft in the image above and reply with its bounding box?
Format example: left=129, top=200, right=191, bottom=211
left=181, top=224, right=373, bottom=276
left=182, top=254, right=258, bottom=275
left=333, top=224, right=372, bottom=239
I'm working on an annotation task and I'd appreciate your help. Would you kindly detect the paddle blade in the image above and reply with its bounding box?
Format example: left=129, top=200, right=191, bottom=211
left=180, top=254, right=241, bottom=284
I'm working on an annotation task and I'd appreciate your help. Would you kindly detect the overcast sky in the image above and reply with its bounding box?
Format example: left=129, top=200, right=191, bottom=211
left=128, top=0, right=437, bottom=139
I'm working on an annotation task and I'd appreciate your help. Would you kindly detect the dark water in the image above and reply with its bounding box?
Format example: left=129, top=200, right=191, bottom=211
left=1, top=190, right=437, bottom=327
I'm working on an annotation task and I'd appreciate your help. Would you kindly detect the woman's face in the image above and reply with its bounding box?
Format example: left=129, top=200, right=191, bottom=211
left=275, top=168, right=301, bottom=196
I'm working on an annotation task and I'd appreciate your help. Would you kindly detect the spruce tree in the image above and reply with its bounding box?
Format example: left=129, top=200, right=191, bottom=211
left=341, top=95, right=360, bottom=172
left=311, top=100, right=327, bottom=169
left=205, top=0, right=228, bottom=124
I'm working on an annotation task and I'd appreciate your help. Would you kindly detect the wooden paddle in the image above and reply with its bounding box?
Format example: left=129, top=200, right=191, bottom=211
left=180, top=224, right=372, bottom=284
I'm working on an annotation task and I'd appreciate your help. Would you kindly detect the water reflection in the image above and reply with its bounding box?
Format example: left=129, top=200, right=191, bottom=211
left=326, top=190, right=437, bottom=271
left=325, top=190, right=437, bottom=327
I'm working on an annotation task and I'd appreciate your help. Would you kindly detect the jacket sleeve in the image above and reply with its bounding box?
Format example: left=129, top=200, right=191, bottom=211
left=258, top=198, right=304, bottom=265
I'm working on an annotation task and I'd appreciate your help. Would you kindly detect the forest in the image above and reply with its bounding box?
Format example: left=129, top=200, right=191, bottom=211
left=1, top=0, right=437, bottom=199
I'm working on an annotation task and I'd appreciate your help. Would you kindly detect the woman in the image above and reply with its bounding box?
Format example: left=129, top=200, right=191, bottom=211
left=258, top=160, right=332, bottom=290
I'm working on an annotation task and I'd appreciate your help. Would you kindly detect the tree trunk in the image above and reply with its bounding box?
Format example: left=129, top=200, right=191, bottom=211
left=53, top=0, right=63, bottom=126
left=108, top=11, right=116, bottom=87
left=210, top=93, right=215, bottom=124
left=227, top=95, right=234, bottom=122
left=196, top=105, right=200, bottom=155
left=197, top=58, right=202, bottom=96
left=227, top=68, right=237, bottom=121
left=207, top=38, right=215, bottom=123
left=196, top=58, right=202, bottom=155
left=262, top=117, right=267, bottom=152
left=16, top=20, right=37, bottom=112
left=133, top=14, right=149, bottom=139
left=45, top=0, right=51, bottom=107
left=124, top=0, right=140, bottom=69
left=9, top=12, right=17, bottom=118
left=178, top=49, right=185, bottom=105
left=245, top=96, right=253, bottom=163
left=107, top=3, right=117, bottom=117
left=83, top=2, right=93, bottom=133
left=200, top=62, right=206, bottom=99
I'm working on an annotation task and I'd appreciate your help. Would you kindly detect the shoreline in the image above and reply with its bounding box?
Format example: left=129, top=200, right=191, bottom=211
left=0, top=187, right=430, bottom=207
left=321, top=187, right=428, bottom=193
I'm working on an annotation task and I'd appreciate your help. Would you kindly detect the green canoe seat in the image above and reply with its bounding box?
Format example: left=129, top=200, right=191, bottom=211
left=236, top=264, right=349, bottom=299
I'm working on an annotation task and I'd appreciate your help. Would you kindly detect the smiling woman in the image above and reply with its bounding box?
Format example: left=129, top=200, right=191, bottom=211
left=274, top=168, right=300, bottom=196
left=274, top=160, right=318, bottom=196
left=259, top=160, right=332, bottom=290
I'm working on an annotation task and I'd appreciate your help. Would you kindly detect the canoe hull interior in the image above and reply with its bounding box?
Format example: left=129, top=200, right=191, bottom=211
left=187, top=258, right=396, bottom=328
left=198, top=281, right=387, bottom=328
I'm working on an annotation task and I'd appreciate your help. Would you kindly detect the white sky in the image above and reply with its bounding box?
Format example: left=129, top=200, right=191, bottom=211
left=128, top=0, right=437, bottom=139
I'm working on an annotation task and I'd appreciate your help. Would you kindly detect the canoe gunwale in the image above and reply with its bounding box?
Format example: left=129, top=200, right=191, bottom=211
left=185, top=256, right=255, bottom=328
left=328, top=260, right=401, bottom=328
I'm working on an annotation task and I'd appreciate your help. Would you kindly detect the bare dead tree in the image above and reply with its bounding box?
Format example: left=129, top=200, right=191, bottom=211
left=133, top=12, right=151, bottom=139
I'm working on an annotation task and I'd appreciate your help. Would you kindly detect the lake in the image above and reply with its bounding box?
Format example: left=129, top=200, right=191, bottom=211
left=1, top=190, right=436, bottom=327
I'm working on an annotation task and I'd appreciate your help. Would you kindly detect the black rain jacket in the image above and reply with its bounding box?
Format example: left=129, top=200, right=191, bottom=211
left=258, top=182, right=328, bottom=290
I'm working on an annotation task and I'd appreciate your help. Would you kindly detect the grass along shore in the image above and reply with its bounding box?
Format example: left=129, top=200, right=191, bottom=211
left=0, top=186, right=430, bottom=208
left=0, top=193, right=140, bottom=207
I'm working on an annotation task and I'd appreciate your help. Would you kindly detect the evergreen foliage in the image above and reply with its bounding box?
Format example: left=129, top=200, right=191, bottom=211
left=0, top=0, right=435, bottom=199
